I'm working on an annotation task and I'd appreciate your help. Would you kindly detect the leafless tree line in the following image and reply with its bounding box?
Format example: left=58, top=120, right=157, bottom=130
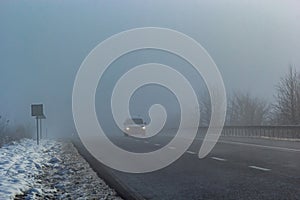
left=0, top=115, right=32, bottom=146
left=271, top=66, right=300, bottom=125
left=200, top=65, right=300, bottom=126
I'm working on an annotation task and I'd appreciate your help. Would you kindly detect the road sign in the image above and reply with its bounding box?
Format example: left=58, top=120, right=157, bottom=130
left=31, top=104, right=46, bottom=145
left=31, top=104, right=43, bottom=117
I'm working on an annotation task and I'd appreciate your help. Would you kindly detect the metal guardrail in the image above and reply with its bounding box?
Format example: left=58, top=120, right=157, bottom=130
left=198, top=125, right=300, bottom=139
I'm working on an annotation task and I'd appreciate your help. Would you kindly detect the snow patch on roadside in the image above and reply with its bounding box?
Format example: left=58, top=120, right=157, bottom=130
left=0, top=139, right=56, bottom=199
left=0, top=139, right=122, bottom=199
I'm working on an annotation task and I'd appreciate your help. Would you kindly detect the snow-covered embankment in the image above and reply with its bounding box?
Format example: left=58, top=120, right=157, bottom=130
left=0, top=139, right=122, bottom=199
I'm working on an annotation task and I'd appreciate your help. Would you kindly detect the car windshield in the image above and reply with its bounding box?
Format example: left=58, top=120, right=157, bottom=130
left=132, top=118, right=143, bottom=124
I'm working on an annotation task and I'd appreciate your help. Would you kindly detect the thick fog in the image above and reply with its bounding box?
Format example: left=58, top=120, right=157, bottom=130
left=0, top=0, right=300, bottom=137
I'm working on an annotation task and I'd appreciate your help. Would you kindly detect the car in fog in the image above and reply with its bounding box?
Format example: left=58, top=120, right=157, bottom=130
left=123, top=118, right=146, bottom=136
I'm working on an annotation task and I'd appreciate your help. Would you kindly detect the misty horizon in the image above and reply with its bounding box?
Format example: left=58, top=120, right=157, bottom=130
left=1, top=0, right=300, bottom=137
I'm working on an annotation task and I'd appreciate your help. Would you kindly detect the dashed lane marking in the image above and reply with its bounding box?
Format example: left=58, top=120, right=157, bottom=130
left=211, top=157, right=227, bottom=161
left=186, top=151, right=196, bottom=155
left=249, top=165, right=271, bottom=171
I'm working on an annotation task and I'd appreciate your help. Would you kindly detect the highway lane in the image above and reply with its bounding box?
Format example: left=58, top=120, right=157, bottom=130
left=105, top=132, right=300, bottom=200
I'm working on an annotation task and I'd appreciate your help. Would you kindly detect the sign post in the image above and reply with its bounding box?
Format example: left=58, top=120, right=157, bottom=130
left=31, top=104, right=46, bottom=145
left=38, top=114, right=46, bottom=140
left=36, top=116, right=39, bottom=145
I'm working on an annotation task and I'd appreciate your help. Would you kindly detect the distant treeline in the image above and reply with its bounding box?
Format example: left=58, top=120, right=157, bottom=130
left=200, top=65, right=300, bottom=126
left=0, top=116, right=32, bottom=146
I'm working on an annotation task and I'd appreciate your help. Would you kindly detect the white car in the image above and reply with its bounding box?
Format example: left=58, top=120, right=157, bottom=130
left=123, top=118, right=146, bottom=136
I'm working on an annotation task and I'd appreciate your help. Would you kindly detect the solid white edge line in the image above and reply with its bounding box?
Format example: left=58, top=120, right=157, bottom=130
left=218, top=140, right=300, bottom=152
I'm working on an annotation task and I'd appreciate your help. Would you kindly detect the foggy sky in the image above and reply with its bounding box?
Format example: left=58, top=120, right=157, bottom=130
left=0, top=0, right=300, bottom=137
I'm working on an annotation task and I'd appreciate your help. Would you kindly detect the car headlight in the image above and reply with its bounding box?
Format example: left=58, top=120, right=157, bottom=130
left=142, top=126, right=146, bottom=130
left=126, top=127, right=130, bottom=131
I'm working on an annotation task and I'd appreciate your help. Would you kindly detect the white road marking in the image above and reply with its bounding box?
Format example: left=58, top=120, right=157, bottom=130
left=211, top=157, right=227, bottom=161
left=186, top=151, right=196, bottom=155
left=168, top=146, right=176, bottom=150
left=249, top=165, right=271, bottom=171
left=144, top=141, right=149, bottom=144
left=154, top=143, right=161, bottom=146
left=219, top=140, right=300, bottom=153
left=135, top=139, right=139, bottom=142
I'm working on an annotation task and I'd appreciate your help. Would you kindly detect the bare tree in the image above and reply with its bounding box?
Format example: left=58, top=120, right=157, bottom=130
left=0, top=115, right=9, bottom=134
left=198, top=87, right=227, bottom=127
left=0, top=115, right=10, bottom=145
left=226, top=92, right=270, bottom=126
left=272, top=66, right=300, bottom=125
left=199, top=94, right=211, bottom=126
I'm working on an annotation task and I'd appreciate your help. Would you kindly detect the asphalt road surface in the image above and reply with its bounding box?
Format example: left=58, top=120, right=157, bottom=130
left=79, top=130, right=300, bottom=200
